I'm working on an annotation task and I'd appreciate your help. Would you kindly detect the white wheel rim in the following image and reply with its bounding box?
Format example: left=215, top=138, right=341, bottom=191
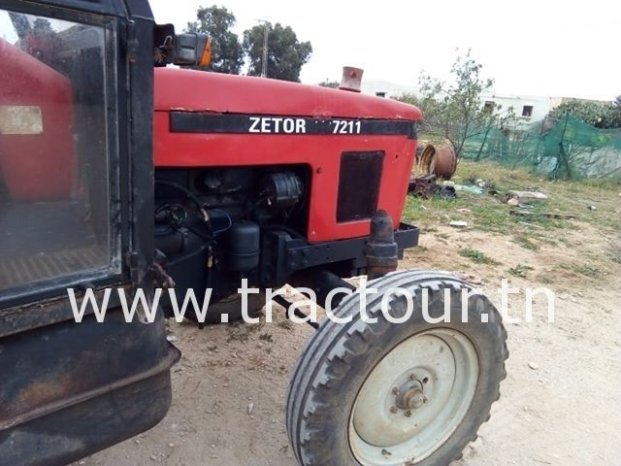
left=348, top=329, right=479, bottom=465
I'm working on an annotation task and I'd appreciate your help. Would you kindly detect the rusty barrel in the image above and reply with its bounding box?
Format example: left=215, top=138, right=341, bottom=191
left=418, top=142, right=457, bottom=180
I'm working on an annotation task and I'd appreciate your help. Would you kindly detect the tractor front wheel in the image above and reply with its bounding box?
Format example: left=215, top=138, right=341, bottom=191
left=286, top=270, right=508, bottom=466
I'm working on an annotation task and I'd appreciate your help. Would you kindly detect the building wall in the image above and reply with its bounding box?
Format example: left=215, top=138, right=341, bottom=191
left=481, top=95, right=553, bottom=129
left=360, top=80, right=418, bottom=99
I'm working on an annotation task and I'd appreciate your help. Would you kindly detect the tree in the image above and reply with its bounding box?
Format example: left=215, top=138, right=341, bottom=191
left=396, top=50, right=494, bottom=157
left=185, top=5, right=243, bottom=74
left=318, top=79, right=339, bottom=88
left=243, top=22, right=312, bottom=82
left=548, top=99, right=621, bottom=129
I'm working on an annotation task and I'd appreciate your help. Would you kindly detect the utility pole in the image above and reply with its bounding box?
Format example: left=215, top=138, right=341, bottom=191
left=258, top=19, right=269, bottom=78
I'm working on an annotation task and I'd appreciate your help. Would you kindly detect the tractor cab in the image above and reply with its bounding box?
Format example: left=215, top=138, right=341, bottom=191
left=0, top=1, right=185, bottom=464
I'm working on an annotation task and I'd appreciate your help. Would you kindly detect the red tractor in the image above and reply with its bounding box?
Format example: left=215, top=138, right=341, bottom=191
left=0, top=1, right=507, bottom=465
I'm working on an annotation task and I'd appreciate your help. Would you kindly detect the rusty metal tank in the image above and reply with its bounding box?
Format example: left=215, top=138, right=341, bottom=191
left=418, top=142, right=458, bottom=180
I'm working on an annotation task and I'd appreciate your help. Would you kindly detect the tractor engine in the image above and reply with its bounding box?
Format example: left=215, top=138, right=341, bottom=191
left=154, top=165, right=308, bottom=309
left=153, top=68, right=422, bottom=320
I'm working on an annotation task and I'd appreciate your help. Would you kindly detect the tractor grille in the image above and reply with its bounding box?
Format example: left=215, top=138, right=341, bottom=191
left=337, top=151, right=384, bottom=223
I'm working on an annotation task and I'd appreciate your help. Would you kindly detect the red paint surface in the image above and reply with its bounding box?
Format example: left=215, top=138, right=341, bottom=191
left=154, top=68, right=422, bottom=243
left=0, top=39, right=76, bottom=201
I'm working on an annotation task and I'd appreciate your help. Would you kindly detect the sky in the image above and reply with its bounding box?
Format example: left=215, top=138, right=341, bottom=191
left=149, top=0, right=620, bottom=101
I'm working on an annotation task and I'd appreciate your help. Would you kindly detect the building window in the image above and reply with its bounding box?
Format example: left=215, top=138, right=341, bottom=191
left=483, top=101, right=495, bottom=112
left=522, top=105, right=534, bottom=117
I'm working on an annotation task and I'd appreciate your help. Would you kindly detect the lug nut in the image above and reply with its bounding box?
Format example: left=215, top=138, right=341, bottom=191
left=404, top=410, right=412, bottom=417
left=390, top=406, right=398, bottom=414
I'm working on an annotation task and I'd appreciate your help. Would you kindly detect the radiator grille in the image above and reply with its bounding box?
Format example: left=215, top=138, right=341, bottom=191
left=337, top=151, right=384, bottom=223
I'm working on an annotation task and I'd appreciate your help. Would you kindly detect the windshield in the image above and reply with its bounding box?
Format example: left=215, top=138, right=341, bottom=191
left=0, top=9, right=119, bottom=298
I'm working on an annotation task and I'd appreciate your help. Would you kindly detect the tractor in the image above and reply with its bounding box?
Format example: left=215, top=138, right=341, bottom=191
left=0, top=1, right=507, bottom=465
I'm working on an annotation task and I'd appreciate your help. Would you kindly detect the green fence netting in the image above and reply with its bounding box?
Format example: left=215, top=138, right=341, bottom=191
left=458, top=114, right=621, bottom=180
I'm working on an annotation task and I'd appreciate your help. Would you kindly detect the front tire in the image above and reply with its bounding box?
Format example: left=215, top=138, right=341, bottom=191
left=286, top=270, right=508, bottom=466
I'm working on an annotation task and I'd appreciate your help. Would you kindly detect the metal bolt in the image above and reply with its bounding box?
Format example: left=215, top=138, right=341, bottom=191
left=392, top=387, right=399, bottom=395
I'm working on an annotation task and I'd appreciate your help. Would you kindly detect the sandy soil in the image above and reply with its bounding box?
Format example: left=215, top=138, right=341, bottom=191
left=80, top=223, right=621, bottom=466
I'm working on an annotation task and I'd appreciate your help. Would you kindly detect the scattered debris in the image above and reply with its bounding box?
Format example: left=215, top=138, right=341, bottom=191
left=449, top=220, right=468, bottom=228
left=508, top=190, right=548, bottom=203
left=166, top=335, right=178, bottom=342
left=454, top=184, right=485, bottom=195
left=408, top=174, right=436, bottom=198
left=587, top=205, right=597, bottom=211
left=506, top=197, right=520, bottom=206
left=438, top=185, right=457, bottom=199
left=408, top=174, right=456, bottom=199
left=528, top=362, right=539, bottom=371
left=510, top=209, right=576, bottom=220
left=247, top=403, right=255, bottom=415
left=475, top=178, right=497, bottom=194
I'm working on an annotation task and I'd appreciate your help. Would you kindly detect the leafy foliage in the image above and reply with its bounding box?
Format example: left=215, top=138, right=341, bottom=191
left=185, top=6, right=244, bottom=74
left=396, top=50, right=496, bottom=157
left=548, top=99, right=621, bottom=129
left=243, top=22, right=312, bottom=82
left=318, top=80, right=339, bottom=88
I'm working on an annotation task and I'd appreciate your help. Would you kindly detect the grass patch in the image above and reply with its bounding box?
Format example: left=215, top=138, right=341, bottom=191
left=508, top=264, right=534, bottom=278
left=513, top=234, right=539, bottom=251
left=402, top=161, right=621, bottom=268
left=558, top=262, right=602, bottom=278
left=455, top=161, right=621, bottom=232
left=574, top=264, right=601, bottom=278
left=537, top=274, right=554, bottom=285
left=459, top=248, right=500, bottom=265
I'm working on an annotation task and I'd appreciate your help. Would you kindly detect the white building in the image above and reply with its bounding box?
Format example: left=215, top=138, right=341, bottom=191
left=480, top=95, right=554, bottom=129
left=360, top=80, right=418, bottom=99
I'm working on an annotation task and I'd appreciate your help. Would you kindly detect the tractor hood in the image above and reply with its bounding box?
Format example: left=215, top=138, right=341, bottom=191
left=154, top=68, right=422, bottom=121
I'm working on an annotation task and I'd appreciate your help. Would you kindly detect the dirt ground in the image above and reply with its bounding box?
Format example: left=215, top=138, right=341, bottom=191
left=79, top=218, right=621, bottom=466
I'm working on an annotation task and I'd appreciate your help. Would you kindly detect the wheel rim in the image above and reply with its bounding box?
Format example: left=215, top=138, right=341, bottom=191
left=348, top=329, right=479, bottom=465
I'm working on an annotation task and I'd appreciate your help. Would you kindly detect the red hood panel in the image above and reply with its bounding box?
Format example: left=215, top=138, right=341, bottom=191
left=154, top=68, right=421, bottom=121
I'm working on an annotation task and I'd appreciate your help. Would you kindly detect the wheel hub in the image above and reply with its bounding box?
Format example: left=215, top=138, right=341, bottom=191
left=394, top=379, right=427, bottom=411
left=349, top=330, right=479, bottom=465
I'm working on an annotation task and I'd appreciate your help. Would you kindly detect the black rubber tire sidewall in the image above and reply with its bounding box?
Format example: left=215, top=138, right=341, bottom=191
left=286, top=271, right=507, bottom=466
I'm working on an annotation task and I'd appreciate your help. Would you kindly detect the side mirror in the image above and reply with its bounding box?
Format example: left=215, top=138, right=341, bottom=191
left=154, top=24, right=211, bottom=67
